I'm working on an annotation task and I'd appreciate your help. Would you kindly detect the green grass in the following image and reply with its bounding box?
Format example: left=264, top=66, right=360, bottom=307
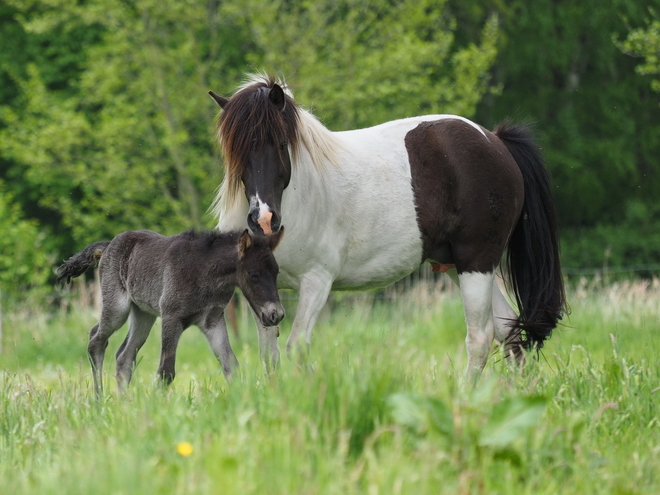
left=1, top=280, right=660, bottom=494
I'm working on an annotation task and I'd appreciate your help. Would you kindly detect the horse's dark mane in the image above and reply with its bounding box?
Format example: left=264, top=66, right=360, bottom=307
left=217, top=75, right=301, bottom=201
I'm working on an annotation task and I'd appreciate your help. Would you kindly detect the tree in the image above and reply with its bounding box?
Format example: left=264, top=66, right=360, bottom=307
left=0, top=0, right=252, bottom=253
left=0, top=182, right=51, bottom=299
left=618, top=17, right=660, bottom=93
left=227, top=0, right=500, bottom=130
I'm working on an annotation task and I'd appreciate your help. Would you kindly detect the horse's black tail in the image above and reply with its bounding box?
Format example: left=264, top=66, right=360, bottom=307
left=495, top=122, right=567, bottom=350
left=56, top=241, right=111, bottom=286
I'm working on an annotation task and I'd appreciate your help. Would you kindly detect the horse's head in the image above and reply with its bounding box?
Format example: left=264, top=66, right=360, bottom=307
left=210, top=77, right=299, bottom=236
left=236, top=228, right=285, bottom=327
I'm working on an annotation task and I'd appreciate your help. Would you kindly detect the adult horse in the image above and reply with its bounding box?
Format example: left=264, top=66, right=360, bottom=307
left=209, top=74, right=566, bottom=378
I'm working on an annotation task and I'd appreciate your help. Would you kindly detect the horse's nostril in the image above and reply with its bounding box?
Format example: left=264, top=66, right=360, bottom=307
left=247, top=209, right=261, bottom=234
left=271, top=214, right=280, bottom=232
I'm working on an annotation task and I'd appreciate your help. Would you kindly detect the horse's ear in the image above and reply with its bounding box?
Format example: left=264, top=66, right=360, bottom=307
left=269, top=84, right=286, bottom=111
left=269, top=227, right=284, bottom=251
left=238, top=229, right=252, bottom=257
left=208, top=90, right=228, bottom=109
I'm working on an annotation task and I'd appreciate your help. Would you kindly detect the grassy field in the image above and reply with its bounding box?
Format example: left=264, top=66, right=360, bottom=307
left=1, top=278, right=659, bottom=494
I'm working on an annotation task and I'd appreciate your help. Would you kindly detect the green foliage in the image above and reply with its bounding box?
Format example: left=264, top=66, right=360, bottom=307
left=618, top=17, right=660, bottom=92
left=562, top=219, right=660, bottom=274
left=0, top=182, right=51, bottom=299
left=0, top=0, right=252, bottom=253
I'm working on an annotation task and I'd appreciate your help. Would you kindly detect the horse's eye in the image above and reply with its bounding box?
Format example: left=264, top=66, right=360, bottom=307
left=249, top=272, right=260, bottom=282
left=279, top=142, right=287, bottom=151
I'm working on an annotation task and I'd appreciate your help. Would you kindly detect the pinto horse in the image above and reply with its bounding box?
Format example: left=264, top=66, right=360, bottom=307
left=209, top=74, right=566, bottom=378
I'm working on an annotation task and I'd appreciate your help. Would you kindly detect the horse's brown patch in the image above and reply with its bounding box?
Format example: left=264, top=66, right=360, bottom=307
left=405, top=119, right=524, bottom=274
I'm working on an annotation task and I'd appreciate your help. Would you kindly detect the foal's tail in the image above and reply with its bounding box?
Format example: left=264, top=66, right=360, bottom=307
left=495, top=122, right=567, bottom=349
left=56, top=241, right=111, bottom=286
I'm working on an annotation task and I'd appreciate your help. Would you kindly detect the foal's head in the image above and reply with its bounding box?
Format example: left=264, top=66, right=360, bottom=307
left=210, top=75, right=300, bottom=236
left=236, top=228, right=285, bottom=327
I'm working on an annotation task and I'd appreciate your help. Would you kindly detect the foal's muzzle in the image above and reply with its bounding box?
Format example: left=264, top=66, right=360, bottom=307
left=260, top=302, right=285, bottom=327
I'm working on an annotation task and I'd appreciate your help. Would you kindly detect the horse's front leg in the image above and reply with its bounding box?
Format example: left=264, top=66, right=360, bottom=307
left=250, top=307, right=281, bottom=374
left=285, top=270, right=333, bottom=363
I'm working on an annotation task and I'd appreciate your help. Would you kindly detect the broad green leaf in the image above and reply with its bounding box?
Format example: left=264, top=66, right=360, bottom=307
left=387, top=392, right=453, bottom=439
left=479, top=396, right=547, bottom=448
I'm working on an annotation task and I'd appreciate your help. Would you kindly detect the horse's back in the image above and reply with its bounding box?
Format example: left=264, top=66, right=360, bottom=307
left=328, top=116, right=524, bottom=280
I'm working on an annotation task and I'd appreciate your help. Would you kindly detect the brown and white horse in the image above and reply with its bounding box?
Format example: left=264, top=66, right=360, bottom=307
left=209, top=74, right=566, bottom=379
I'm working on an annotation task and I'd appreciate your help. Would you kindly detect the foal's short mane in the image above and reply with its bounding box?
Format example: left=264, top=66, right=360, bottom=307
left=212, top=74, right=341, bottom=218
left=181, top=229, right=235, bottom=249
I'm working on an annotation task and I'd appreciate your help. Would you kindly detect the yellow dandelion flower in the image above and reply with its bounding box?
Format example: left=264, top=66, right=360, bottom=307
left=176, top=441, right=194, bottom=457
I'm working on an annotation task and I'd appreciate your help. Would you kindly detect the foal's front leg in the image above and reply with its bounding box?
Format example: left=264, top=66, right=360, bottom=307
left=158, top=317, right=185, bottom=385
left=201, top=308, right=239, bottom=380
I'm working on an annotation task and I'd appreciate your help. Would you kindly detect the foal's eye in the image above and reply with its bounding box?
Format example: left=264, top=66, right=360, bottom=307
left=249, top=272, right=260, bottom=282
left=279, top=142, right=287, bottom=151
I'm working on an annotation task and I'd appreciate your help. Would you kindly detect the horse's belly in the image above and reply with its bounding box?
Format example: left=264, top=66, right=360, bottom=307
left=332, top=258, right=419, bottom=290
left=332, top=222, right=423, bottom=290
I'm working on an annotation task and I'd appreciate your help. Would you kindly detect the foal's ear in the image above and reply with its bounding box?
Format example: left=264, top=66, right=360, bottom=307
left=208, top=90, right=228, bottom=109
left=269, top=84, right=286, bottom=111
left=269, top=227, right=285, bottom=252
left=238, top=229, right=252, bottom=257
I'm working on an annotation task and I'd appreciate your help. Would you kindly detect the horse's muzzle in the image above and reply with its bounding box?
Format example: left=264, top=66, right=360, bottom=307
left=248, top=208, right=281, bottom=236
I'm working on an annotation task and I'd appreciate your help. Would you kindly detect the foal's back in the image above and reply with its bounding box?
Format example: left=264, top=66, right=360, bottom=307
left=100, top=230, right=240, bottom=316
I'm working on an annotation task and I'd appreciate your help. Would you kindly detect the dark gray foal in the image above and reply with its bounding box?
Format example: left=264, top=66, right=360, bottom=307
left=57, top=228, right=284, bottom=395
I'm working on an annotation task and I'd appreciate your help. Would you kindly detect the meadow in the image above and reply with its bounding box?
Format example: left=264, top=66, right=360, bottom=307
left=1, top=277, right=659, bottom=494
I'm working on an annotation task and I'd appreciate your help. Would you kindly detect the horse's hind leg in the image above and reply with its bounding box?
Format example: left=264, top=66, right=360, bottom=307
left=116, top=305, right=156, bottom=391
left=491, top=283, right=525, bottom=364
left=453, top=270, right=496, bottom=381
left=447, top=268, right=522, bottom=367
left=88, top=293, right=130, bottom=397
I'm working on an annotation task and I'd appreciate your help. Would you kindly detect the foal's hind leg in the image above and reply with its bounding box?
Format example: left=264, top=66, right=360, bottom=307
left=88, top=293, right=131, bottom=396
left=115, top=305, right=156, bottom=391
